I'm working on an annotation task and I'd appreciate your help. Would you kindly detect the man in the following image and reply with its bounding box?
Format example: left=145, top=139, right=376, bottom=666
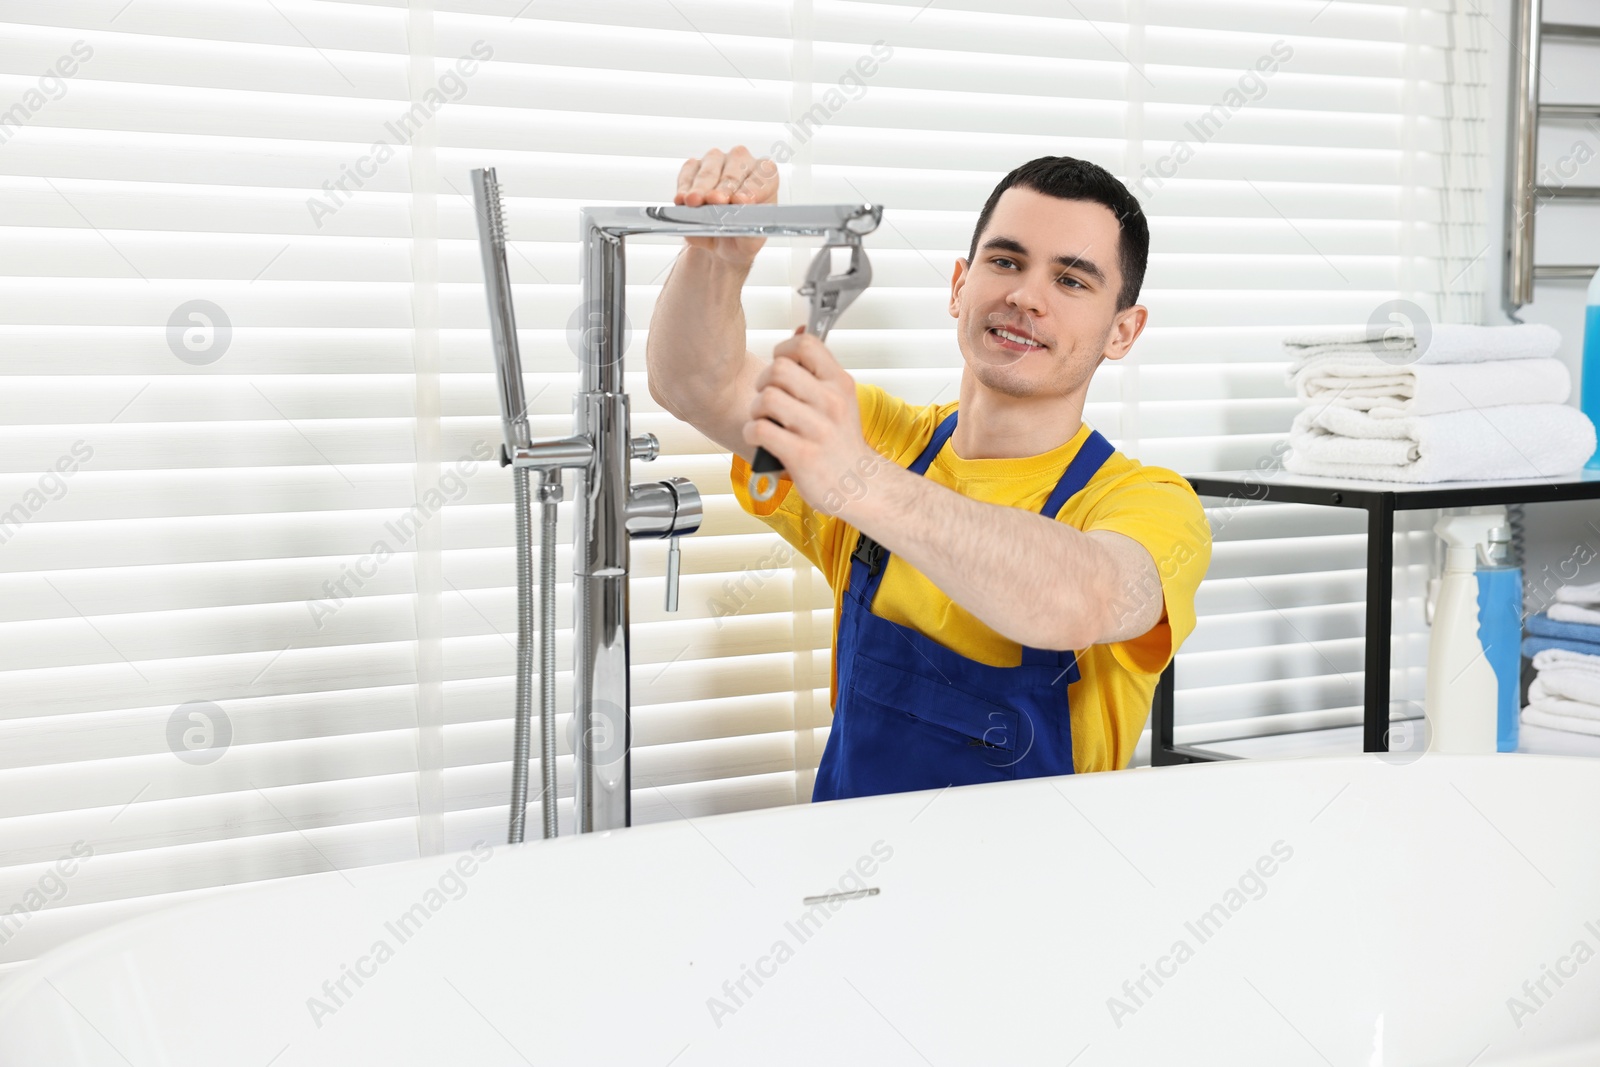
left=646, top=146, right=1211, bottom=801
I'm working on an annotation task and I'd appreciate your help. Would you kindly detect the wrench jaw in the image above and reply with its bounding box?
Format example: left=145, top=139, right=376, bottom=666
left=747, top=240, right=874, bottom=502
left=799, top=241, right=872, bottom=336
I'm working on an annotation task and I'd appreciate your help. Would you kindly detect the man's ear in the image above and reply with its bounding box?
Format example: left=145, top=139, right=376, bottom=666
left=1101, top=303, right=1148, bottom=363
left=948, top=257, right=967, bottom=318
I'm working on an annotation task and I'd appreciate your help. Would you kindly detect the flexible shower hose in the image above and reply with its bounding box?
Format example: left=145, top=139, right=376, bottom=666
left=508, top=469, right=560, bottom=843
left=538, top=476, right=558, bottom=840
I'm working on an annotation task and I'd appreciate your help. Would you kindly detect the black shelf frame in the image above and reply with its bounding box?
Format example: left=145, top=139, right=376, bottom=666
left=1152, top=470, right=1600, bottom=766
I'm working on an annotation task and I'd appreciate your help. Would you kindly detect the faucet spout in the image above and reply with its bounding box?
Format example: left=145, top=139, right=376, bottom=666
left=576, top=203, right=882, bottom=396
left=583, top=202, right=882, bottom=242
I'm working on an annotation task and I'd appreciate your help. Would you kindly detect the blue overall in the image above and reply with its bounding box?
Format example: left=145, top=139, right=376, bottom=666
left=812, top=411, right=1115, bottom=802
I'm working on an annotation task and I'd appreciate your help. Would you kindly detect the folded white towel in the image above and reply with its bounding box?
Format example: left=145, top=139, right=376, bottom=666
left=1531, top=647, right=1600, bottom=675
left=1289, top=406, right=1417, bottom=466
left=1530, top=672, right=1600, bottom=709
left=1554, top=580, right=1600, bottom=607
left=1284, top=322, right=1561, bottom=365
left=1526, top=691, right=1600, bottom=724
left=1284, top=403, right=1597, bottom=483
left=1523, top=703, right=1600, bottom=737
left=1290, top=357, right=1571, bottom=418
left=1550, top=602, right=1600, bottom=627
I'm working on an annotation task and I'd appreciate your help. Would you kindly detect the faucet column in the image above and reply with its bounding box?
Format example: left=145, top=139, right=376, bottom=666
left=573, top=391, right=631, bottom=832
left=574, top=215, right=632, bottom=832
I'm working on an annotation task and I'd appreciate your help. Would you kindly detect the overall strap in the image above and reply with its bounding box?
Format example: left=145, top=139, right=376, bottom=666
left=1019, top=427, right=1117, bottom=667
left=1040, top=429, right=1115, bottom=520
left=848, top=411, right=959, bottom=601
left=907, top=411, right=960, bottom=477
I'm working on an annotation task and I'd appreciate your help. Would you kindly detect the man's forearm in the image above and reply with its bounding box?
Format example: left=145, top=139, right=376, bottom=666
left=646, top=246, right=752, bottom=415
left=836, top=460, right=1123, bottom=651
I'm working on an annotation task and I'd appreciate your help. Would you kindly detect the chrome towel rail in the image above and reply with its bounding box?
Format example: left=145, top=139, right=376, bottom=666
left=1506, top=0, right=1600, bottom=312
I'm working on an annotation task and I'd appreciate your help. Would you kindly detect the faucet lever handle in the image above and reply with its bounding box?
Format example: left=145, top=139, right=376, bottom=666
left=665, top=537, right=682, bottom=612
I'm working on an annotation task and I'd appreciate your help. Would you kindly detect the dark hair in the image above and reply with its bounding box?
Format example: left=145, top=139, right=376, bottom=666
left=965, top=156, right=1150, bottom=311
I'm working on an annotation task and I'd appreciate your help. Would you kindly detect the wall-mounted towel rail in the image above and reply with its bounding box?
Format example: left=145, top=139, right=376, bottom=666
left=1506, top=0, right=1600, bottom=311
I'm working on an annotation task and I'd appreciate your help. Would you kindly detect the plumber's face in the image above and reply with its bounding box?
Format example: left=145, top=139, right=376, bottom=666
left=949, top=187, right=1133, bottom=400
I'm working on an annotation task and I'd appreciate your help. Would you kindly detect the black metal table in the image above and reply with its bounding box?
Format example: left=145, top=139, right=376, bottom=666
left=1152, top=468, right=1600, bottom=766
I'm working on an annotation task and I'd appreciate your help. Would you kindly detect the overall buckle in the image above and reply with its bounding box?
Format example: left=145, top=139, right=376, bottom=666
left=851, top=534, right=886, bottom=579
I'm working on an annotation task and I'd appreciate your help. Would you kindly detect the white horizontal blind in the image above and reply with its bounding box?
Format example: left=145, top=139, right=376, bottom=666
left=0, top=0, right=438, bottom=976
left=0, top=0, right=1485, bottom=972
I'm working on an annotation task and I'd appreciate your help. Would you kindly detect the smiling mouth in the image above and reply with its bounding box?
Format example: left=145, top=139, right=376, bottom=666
left=988, top=326, right=1046, bottom=352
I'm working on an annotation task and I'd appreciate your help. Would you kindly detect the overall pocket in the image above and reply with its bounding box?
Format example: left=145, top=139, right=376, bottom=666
left=843, top=652, right=1024, bottom=792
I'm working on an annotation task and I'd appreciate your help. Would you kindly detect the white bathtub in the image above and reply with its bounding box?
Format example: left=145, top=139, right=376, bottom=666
left=1, top=753, right=1597, bottom=1066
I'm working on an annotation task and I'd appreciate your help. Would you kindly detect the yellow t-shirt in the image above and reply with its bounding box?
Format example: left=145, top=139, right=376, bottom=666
left=730, top=382, right=1212, bottom=773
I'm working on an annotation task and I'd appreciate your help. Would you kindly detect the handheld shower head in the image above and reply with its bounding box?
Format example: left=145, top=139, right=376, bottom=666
left=471, top=167, right=532, bottom=457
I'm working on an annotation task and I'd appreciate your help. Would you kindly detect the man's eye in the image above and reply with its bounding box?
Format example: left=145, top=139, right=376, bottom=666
left=1058, top=275, right=1084, bottom=289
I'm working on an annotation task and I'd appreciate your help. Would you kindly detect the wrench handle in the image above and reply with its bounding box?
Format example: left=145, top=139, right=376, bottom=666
left=748, top=444, right=785, bottom=501
left=748, top=323, right=819, bottom=502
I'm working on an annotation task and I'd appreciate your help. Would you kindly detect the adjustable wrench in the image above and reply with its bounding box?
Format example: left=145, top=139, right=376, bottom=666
left=748, top=241, right=873, bottom=501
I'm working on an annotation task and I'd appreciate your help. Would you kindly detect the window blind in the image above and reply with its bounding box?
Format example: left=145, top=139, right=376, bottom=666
left=0, top=0, right=429, bottom=976
left=0, top=0, right=1486, bottom=974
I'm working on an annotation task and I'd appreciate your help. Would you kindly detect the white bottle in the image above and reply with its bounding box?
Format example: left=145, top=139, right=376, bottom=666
left=1424, top=513, right=1501, bottom=753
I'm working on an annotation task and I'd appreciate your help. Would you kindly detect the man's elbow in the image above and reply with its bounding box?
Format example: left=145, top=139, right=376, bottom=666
left=1035, top=600, right=1112, bottom=652
left=1045, top=586, right=1158, bottom=651
left=1056, top=604, right=1120, bottom=646
left=646, top=375, right=677, bottom=418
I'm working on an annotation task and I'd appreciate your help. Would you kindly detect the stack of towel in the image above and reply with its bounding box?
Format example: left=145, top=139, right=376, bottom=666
left=1282, top=322, right=1596, bottom=482
left=1521, top=582, right=1600, bottom=739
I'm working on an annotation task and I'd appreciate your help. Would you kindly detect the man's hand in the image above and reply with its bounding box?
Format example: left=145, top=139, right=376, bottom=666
left=743, top=327, right=879, bottom=516
left=674, top=146, right=780, bottom=266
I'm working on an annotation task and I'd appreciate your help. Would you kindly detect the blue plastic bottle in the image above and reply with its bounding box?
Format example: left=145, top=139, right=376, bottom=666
left=1585, top=268, right=1600, bottom=469
left=1474, top=524, right=1523, bottom=752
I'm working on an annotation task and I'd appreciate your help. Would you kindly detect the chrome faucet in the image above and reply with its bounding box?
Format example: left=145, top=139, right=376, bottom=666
left=472, top=169, right=882, bottom=836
